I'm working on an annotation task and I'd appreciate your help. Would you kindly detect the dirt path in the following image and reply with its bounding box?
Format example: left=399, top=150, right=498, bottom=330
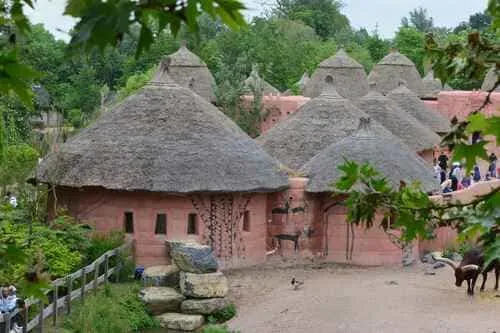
left=226, top=262, right=500, bottom=333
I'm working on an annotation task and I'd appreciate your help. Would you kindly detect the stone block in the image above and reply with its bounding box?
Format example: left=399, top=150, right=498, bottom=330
left=143, top=264, right=180, bottom=287
left=139, top=287, right=185, bottom=315
left=155, top=313, right=205, bottom=331
left=181, top=298, right=230, bottom=315
left=180, top=272, right=229, bottom=298
left=168, top=240, right=218, bottom=273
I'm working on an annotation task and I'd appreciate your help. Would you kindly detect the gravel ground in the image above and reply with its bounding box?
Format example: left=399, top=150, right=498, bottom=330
left=226, top=260, right=500, bottom=333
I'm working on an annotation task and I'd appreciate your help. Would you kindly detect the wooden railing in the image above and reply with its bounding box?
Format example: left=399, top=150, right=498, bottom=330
left=0, top=240, right=133, bottom=333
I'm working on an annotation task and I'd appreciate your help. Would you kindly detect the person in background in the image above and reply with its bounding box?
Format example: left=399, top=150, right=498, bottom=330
left=473, top=165, right=481, bottom=183
left=438, top=152, right=448, bottom=172
left=488, top=153, right=497, bottom=178
left=471, top=131, right=481, bottom=144
left=434, top=163, right=443, bottom=186
left=0, top=285, right=17, bottom=313
left=441, top=179, right=452, bottom=193
left=5, top=192, right=17, bottom=208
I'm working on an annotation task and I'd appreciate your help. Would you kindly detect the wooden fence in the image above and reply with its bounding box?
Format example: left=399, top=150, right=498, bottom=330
left=0, top=240, right=133, bottom=333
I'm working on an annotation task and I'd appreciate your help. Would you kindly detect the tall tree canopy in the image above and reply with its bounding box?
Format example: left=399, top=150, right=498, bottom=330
left=401, top=7, right=434, bottom=32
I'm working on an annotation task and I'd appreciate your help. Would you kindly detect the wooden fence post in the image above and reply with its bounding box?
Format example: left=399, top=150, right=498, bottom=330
left=38, top=299, right=44, bottom=333
left=93, top=262, right=99, bottom=295
left=4, top=312, right=11, bottom=333
left=23, top=305, right=29, bottom=333
left=80, top=269, right=86, bottom=303
left=52, top=285, right=58, bottom=326
left=66, top=277, right=72, bottom=315
left=104, top=254, right=109, bottom=286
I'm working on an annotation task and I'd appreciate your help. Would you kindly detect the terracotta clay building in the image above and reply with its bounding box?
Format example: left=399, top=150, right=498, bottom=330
left=34, top=60, right=288, bottom=267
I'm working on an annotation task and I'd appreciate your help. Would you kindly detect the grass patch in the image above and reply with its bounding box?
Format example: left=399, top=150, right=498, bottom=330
left=201, top=324, right=240, bottom=333
left=207, top=304, right=237, bottom=324
left=61, top=283, right=158, bottom=333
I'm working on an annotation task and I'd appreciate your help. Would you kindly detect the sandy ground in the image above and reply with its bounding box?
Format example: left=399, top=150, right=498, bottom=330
left=226, top=260, right=500, bottom=333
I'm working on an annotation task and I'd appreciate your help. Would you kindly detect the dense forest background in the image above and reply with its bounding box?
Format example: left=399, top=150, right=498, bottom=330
left=0, top=1, right=495, bottom=150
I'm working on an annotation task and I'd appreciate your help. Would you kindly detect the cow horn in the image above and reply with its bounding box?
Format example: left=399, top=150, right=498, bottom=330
left=461, top=264, right=480, bottom=272
left=431, top=252, right=457, bottom=270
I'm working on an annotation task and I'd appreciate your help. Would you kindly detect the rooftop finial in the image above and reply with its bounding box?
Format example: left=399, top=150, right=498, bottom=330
left=180, top=40, right=187, bottom=47
left=398, top=79, right=407, bottom=87
left=369, top=81, right=377, bottom=90
left=358, top=117, right=372, bottom=130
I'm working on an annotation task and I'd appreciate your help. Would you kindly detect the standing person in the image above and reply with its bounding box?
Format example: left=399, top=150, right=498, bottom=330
left=489, top=153, right=497, bottom=178
left=5, top=192, right=17, bottom=208
left=473, top=165, right=481, bottom=183
left=434, top=163, right=442, bottom=186
left=438, top=152, right=448, bottom=171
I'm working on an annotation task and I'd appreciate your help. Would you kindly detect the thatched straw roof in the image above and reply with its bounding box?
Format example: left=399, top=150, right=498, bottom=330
left=303, top=49, right=369, bottom=99
left=387, top=82, right=450, bottom=134
left=33, top=60, right=288, bottom=194
left=421, top=71, right=444, bottom=100
left=244, top=64, right=280, bottom=95
left=300, top=118, right=437, bottom=193
left=165, top=41, right=216, bottom=102
left=257, top=76, right=404, bottom=171
left=481, top=67, right=500, bottom=92
left=367, top=51, right=424, bottom=96
left=354, top=83, right=441, bottom=151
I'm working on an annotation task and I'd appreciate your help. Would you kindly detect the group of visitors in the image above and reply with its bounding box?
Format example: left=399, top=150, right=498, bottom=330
left=0, top=285, right=23, bottom=333
left=435, top=152, right=498, bottom=193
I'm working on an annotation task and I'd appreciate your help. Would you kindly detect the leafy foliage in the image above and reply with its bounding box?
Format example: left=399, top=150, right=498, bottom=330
left=207, top=304, right=237, bottom=324
left=202, top=324, right=240, bottom=333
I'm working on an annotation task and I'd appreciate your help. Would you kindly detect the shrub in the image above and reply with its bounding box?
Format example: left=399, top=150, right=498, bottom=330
left=84, top=231, right=125, bottom=264
left=201, top=324, right=240, bottom=333
left=207, top=304, right=237, bottom=324
left=63, top=283, right=159, bottom=333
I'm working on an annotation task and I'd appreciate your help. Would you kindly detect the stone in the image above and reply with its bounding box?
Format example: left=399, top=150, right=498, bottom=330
left=402, top=245, right=415, bottom=267
left=168, top=240, right=218, bottom=273
left=139, top=287, right=185, bottom=315
left=421, top=253, right=436, bottom=264
left=451, top=252, right=463, bottom=262
left=433, top=262, right=445, bottom=269
left=181, top=298, right=230, bottom=315
left=155, top=313, right=204, bottom=331
left=143, top=264, right=180, bottom=287
left=180, top=272, right=229, bottom=298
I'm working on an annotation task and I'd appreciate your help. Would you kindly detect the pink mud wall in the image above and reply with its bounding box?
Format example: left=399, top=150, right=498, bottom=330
left=241, top=95, right=310, bottom=135
left=49, top=187, right=270, bottom=268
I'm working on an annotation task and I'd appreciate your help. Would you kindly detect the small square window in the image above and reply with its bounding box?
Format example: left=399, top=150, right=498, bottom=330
left=187, top=213, right=198, bottom=235
left=243, top=210, right=250, bottom=232
left=155, top=213, right=167, bottom=235
left=124, top=212, right=134, bottom=234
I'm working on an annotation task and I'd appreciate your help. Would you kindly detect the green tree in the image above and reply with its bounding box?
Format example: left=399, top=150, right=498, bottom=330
left=273, top=0, right=350, bottom=39
left=401, top=7, right=434, bottom=32
left=394, top=26, right=426, bottom=74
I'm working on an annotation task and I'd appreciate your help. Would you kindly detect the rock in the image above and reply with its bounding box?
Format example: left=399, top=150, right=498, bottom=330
left=139, top=287, right=185, bottom=315
left=421, top=253, right=436, bottom=264
left=385, top=280, right=398, bottom=286
left=180, top=272, right=229, bottom=298
left=424, top=271, right=436, bottom=276
left=168, top=240, right=218, bottom=273
left=156, top=313, right=204, bottom=331
left=143, top=264, right=180, bottom=287
left=181, top=298, right=230, bottom=315
left=433, top=262, right=445, bottom=269
left=451, top=252, right=463, bottom=262
left=402, top=245, right=415, bottom=267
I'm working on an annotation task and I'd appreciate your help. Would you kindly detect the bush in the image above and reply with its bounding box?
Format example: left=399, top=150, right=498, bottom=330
left=63, top=283, right=159, bottom=333
left=84, top=231, right=125, bottom=264
left=207, top=304, right=237, bottom=324
left=201, top=324, right=240, bottom=333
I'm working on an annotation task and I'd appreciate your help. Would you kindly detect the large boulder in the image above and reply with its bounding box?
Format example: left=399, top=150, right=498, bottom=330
left=181, top=298, right=230, bottom=315
left=139, top=287, right=185, bottom=315
left=168, top=240, right=218, bottom=273
left=180, top=272, right=229, bottom=298
left=155, top=313, right=205, bottom=331
left=143, top=264, right=180, bottom=287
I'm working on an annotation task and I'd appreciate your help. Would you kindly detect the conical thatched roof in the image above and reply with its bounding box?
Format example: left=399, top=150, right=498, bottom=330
left=387, top=82, right=450, bottom=134
left=421, top=71, right=444, bottom=100
left=33, top=60, right=288, bottom=194
left=367, top=51, right=424, bottom=96
left=303, top=49, right=369, bottom=99
left=354, top=83, right=441, bottom=152
left=165, top=41, right=216, bottom=102
left=481, top=67, right=500, bottom=92
left=300, top=118, right=437, bottom=193
left=244, top=64, right=280, bottom=95
left=257, top=76, right=404, bottom=171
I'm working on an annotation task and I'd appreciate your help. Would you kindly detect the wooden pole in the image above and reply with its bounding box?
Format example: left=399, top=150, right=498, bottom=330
left=66, top=277, right=72, bottom=315
left=52, top=285, right=58, bottom=326
left=3, top=312, right=11, bottom=333
left=93, top=262, right=99, bottom=295
left=104, top=255, right=109, bottom=286
left=80, top=269, right=86, bottom=303
left=23, top=305, right=29, bottom=333
left=38, top=299, right=44, bottom=333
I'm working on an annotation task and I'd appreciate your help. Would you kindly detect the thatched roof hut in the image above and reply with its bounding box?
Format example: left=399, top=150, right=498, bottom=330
left=421, top=71, right=444, bottom=100
left=481, top=67, right=500, bottom=92
left=33, top=60, right=288, bottom=194
left=304, top=49, right=369, bottom=99
left=244, top=65, right=280, bottom=96
left=257, top=76, right=403, bottom=171
left=354, top=83, right=441, bottom=152
left=387, top=82, right=450, bottom=134
left=164, top=41, right=216, bottom=102
left=300, top=118, right=437, bottom=193
left=367, top=51, right=424, bottom=96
